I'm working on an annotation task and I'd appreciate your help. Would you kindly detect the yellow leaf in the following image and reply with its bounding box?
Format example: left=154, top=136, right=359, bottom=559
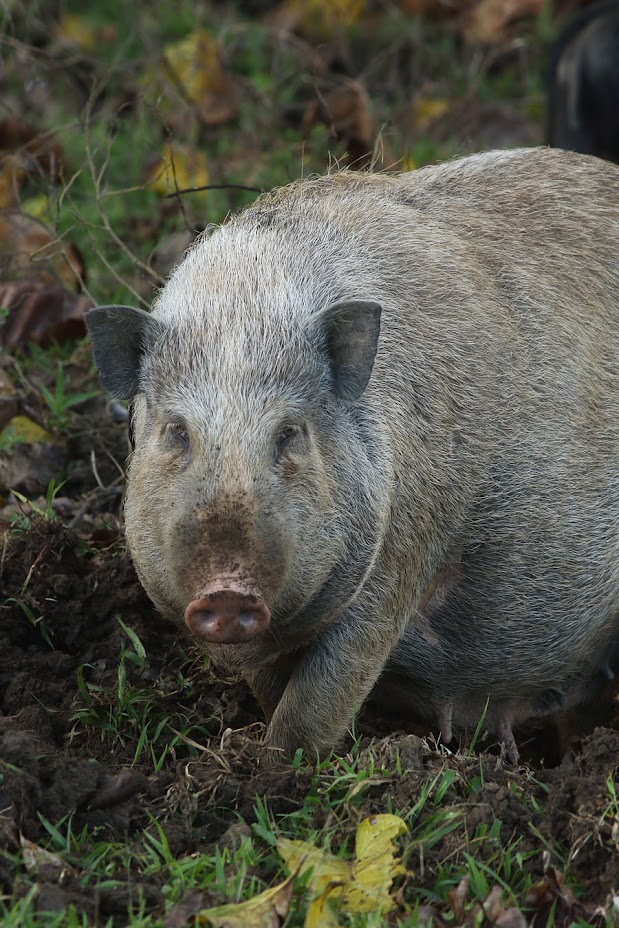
left=148, top=144, right=209, bottom=199
left=413, top=98, right=450, bottom=132
left=54, top=13, right=99, bottom=51
left=21, top=195, right=50, bottom=223
left=346, top=814, right=408, bottom=913
left=196, top=871, right=294, bottom=927
left=0, top=416, right=58, bottom=448
left=162, top=29, right=238, bottom=125
left=278, top=837, right=349, bottom=895
left=281, top=0, right=365, bottom=38
left=306, top=883, right=342, bottom=928
left=401, top=154, right=417, bottom=172
left=355, top=814, right=409, bottom=860
left=278, top=814, right=408, bottom=924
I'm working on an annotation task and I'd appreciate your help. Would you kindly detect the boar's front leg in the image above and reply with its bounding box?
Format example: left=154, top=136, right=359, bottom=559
left=245, top=667, right=291, bottom=722
left=258, top=613, right=401, bottom=758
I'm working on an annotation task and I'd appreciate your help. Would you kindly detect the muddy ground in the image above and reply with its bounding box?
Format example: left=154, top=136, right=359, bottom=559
left=0, top=395, right=618, bottom=923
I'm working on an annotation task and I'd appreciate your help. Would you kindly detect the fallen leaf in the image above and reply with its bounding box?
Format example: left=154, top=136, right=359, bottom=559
left=276, top=0, right=366, bottom=39
left=0, top=211, right=84, bottom=291
left=347, top=814, right=408, bottom=912
left=448, top=875, right=469, bottom=923
left=483, top=885, right=526, bottom=928
left=0, top=415, right=57, bottom=448
left=163, top=29, right=238, bottom=125
left=20, top=834, right=70, bottom=880
left=147, top=143, right=209, bottom=200
left=399, top=0, right=464, bottom=14
left=413, top=97, right=451, bottom=132
left=278, top=813, right=408, bottom=922
left=277, top=837, right=349, bottom=895
left=525, top=868, right=607, bottom=928
left=0, top=281, right=91, bottom=349
left=53, top=13, right=117, bottom=51
left=0, top=154, right=25, bottom=207
left=21, top=195, right=51, bottom=222
left=462, top=0, right=545, bottom=45
left=89, top=769, right=146, bottom=810
left=0, top=437, right=68, bottom=495
left=305, top=882, right=342, bottom=928
left=196, top=872, right=295, bottom=927
left=0, top=119, right=65, bottom=184
left=0, top=367, right=18, bottom=431
left=302, top=81, right=390, bottom=168
left=165, top=891, right=208, bottom=928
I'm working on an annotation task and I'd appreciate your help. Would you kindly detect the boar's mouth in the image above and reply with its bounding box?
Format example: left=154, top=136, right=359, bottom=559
left=184, top=583, right=271, bottom=644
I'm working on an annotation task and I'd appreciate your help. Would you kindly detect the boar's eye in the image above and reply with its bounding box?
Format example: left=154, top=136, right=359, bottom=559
left=275, top=425, right=300, bottom=461
left=166, top=420, right=190, bottom=451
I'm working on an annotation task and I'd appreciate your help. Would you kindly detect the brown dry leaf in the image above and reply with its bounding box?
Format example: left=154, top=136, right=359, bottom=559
left=0, top=119, right=65, bottom=183
left=399, top=0, right=467, bottom=14
left=0, top=211, right=84, bottom=291
left=0, top=367, right=18, bottom=432
left=146, top=144, right=209, bottom=201
left=0, top=155, right=25, bottom=208
left=525, top=868, right=607, bottom=928
left=482, top=885, right=526, bottom=928
left=88, top=769, right=146, bottom=810
left=448, top=875, right=469, bottom=923
left=0, top=281, right=92, bottom=349
left=462, top=0, right=545, bottom=45
left=0, top=418, right=68, bottom=495
left=164, top=891, right=208, bottom=928
left=196, top=871, right=294, bottom=927
left=163, top=29, right=238, bottom=125
left=275, top=0, right=365, bottom=39
left=302, top=81, right=389, bottom=168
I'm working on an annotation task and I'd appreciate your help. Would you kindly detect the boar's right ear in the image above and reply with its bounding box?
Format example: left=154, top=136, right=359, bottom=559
left=85, top=305, right=164, bottom=400
left=318, top=300, right=382, bottom=402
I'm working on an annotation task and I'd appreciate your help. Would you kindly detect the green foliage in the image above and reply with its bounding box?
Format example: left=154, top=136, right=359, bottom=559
left=70, top=617, right=212, bottom=771
left=38, top=363, right=98, bottom=431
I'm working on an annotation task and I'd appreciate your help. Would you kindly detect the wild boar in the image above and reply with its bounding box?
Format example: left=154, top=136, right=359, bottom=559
left=87, top=147, right=619, bottom=761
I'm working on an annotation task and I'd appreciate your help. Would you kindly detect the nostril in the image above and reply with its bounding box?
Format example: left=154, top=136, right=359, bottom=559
left=184, top=590, right=271, bottom=644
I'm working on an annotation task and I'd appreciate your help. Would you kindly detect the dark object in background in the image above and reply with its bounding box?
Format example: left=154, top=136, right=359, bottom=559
left=548, top=0, right=619, bottom=163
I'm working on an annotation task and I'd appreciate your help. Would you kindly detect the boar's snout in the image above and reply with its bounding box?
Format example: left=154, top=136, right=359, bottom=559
left=184, top=585, right=271, bottom=644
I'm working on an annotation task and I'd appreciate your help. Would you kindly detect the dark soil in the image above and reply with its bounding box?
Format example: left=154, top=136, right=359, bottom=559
left=0, top=507, right=617, bottom=924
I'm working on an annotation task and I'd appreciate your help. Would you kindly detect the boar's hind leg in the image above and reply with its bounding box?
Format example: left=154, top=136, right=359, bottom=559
left=491, top=712, right=519, bottom=764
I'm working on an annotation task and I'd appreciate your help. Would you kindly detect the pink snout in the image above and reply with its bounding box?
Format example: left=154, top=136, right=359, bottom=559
left=184, top=586, right=271, bottom=644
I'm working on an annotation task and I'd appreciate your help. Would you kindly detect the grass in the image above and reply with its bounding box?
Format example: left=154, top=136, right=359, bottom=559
left=1, top=710, right=576, bottom=927
left=69, top=619, right=214, bottom=771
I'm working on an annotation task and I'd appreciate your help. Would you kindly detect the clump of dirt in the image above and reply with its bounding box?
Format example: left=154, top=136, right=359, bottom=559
left=0, top=518, right=617, bottom=924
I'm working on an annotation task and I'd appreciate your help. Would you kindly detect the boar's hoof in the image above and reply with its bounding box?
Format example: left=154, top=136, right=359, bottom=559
left=184, top=591, right=271, bottom=643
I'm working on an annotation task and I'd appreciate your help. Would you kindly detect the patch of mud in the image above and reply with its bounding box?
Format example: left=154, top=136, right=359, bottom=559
left=0, top=520, right=617, bottom=923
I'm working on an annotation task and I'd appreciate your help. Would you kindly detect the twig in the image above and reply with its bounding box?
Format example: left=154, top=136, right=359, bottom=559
left=165, top=183, right=263, bottom=198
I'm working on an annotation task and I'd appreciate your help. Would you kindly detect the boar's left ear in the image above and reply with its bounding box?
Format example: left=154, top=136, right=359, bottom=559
left=318, top=300, right=382, bottom=402
left=85, top=305, right=164, bottom=400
